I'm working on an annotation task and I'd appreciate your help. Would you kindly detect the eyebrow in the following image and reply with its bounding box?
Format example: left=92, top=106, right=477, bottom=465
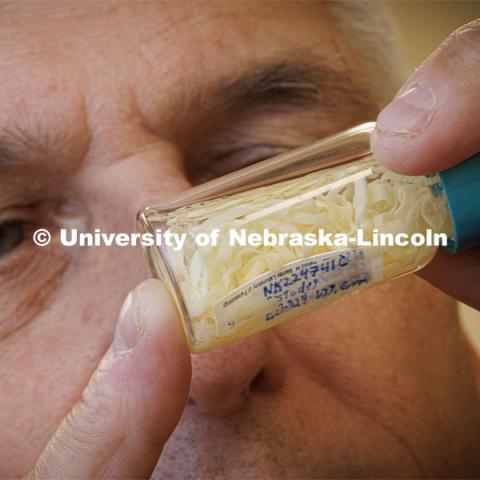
left=210, top=58, right=373, bottom=113
left=0, top=127, right=47, bottom=169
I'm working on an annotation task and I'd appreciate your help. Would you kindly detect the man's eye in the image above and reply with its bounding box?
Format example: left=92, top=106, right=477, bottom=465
left=219, top=145, right=288, bottom=173
left=193, top=145, right=288, bottom=184
left=0, top=220, right=25, bottom=256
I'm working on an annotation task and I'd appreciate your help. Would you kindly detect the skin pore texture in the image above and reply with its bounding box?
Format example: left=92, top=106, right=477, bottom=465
left=0, top=2, right=479, bottom=478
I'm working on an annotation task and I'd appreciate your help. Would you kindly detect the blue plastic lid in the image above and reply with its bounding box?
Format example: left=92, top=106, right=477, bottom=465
left=438, top=152, right=480, bottom=254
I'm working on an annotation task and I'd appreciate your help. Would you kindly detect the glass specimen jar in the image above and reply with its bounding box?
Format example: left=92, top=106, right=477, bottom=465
left=137, top=122, right=480, bottom=353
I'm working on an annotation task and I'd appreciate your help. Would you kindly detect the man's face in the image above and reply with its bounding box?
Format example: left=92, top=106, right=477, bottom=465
left=1, top=2, right=478, bottom=477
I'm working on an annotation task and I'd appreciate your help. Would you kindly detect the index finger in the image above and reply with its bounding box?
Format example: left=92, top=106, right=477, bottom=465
left=27, top=279, right=191, bottom=479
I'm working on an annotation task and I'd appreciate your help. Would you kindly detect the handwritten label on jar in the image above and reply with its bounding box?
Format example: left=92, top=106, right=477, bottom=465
left=214, top=248, right=383, bottom=337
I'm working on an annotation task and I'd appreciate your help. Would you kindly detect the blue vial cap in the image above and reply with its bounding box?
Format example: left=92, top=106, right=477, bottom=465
left=438, top=153, right=480, bottom=254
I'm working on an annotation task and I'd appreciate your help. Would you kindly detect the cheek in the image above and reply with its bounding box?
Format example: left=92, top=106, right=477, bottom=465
left=0, top=243, right=71, bottom=340
left=0, top=246, right=142, bottom=476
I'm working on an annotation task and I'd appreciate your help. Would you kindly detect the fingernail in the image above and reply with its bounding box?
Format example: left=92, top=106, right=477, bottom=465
left=113, top=290, right=144, bottom=357
left=113, top=279, right=180, bottom=357
left=376, top=82, right=436, bottom=137
left=134, top=278, right=178, bottom=328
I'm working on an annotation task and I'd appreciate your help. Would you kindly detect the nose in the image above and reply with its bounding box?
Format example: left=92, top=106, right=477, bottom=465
left=189, top=330, right=287, bottom=414
left=96, top=132, right=288, bottom=412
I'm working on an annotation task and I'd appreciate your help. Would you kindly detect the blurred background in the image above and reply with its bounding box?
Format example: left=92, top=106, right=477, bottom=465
left=389, top=1, right=480, bottom=353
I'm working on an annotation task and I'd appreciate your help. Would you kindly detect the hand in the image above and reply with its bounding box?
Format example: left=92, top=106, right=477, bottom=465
left=26, top=279, right=191, bottom=479
left=371, top=19, right=480, bottom=310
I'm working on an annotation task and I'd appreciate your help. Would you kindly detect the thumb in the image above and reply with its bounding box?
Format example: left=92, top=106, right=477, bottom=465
left=28, top=279, right=191, bottom=479
left=369, top=22, right=480, bottom=310
left=371, top=20, right=480, bottom=175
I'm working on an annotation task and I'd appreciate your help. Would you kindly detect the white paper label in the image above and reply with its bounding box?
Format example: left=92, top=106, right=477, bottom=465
left=214, top=248, right=383, bottom=337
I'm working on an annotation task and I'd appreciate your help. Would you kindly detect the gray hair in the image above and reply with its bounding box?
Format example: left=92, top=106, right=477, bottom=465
left=326, top=1, right=407, bottom=109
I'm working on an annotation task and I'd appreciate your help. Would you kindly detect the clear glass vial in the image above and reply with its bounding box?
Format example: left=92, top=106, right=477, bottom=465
left=137, top=122, right=480, bottom=353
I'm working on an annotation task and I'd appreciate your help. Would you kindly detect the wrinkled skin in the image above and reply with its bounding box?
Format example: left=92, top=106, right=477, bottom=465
left=0, top=2, right=479, bottom=478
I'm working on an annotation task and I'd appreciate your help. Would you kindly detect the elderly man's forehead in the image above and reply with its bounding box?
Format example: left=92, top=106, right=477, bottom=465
left=0, top=1, right=375, bottom=177
left=0, top=4, right=358, bottom=97
left=0, top=2, right=346, bottom=58
left=0, top=2, right=322, bottom=31
left=0, top=2, right=353, bottom=94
